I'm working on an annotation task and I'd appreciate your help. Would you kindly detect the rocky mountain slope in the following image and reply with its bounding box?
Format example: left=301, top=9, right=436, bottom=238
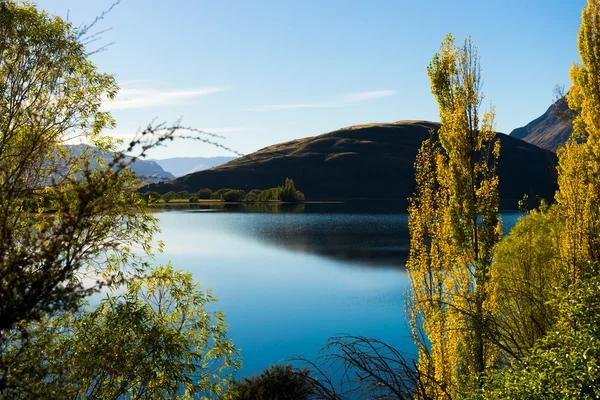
left=510, top=98, right=575, bottom=152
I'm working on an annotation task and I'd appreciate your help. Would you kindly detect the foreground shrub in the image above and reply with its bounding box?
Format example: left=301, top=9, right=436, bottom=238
left=1, top=265, right=242, bottom=399
left=227, top=364, right=314, bottom=400
left=490, top=204, right=562, bottom=360
left=472, top=270, right=600, bottom=400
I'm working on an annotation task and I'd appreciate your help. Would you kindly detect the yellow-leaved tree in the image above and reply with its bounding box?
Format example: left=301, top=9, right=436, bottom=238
left=466, top=2, right=600, bottom=398
left=558, top=0, right=600, bottom=281
left=407, top=34, right=501, bottom=399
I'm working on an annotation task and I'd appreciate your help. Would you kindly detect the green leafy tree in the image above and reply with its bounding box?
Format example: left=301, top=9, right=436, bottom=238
left=244, top=189, right=262, bottom=202
left=0, top=1, right=240, bottom=395
left=277, top=178, right=305, bottom=203
left=489, top=205, right=562, bottom=362
left=0, top=0, right=159, bottom=335
left=162, top=191, right=178, bottom=203
left=258, top=188, right=277, bottom=202
left=196, top=188, right=213, bottom=199
left=222, top=189, right=246, bottom=202
left=0, top=265, right=242, bottom=399
left=213, top=188, right=233, bottom=200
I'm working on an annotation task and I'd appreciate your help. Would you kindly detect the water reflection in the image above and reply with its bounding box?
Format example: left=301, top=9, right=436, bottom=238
left=171, top=204, right=409, bottom=268
left=153, top=202, right=306, bottom=214
left=170, top=203, right=521, bottom=268
left=235, top=213, right=410, bottom=268
left=165, top=199, right=407, bottom=214
left=154, top=207, right=522, bottom=376
left=154, top=210, right=411, bottom=376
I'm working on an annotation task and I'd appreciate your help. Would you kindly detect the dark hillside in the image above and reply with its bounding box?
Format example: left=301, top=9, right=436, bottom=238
left=142, top=121, right=558, bottom=209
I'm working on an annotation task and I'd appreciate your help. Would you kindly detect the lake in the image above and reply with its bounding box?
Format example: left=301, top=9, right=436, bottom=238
left=152, top=203, right=521, bottom=378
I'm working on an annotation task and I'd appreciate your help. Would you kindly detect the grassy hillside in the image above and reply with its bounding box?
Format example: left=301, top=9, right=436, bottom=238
left=142, top=121, right=558, bottom=209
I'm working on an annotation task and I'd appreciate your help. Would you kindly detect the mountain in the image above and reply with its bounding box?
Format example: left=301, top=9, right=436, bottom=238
left=67, top=145, right=175, bottom=182
left=141, top=121, right=558, bottom=210
left=153, top=156, right=236, bottom=177
left=126, top=159, right=175, bottom=182
left=510, top=98, right=575, bottom=152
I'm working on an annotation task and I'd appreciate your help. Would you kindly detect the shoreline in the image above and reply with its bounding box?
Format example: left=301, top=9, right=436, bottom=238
left=148, top=200, right=344, bottom=209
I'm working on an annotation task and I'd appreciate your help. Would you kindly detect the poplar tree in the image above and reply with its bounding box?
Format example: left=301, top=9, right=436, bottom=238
left=407, top=34, right=501, bottom=398
left=558, top=0, right=600, bottom=280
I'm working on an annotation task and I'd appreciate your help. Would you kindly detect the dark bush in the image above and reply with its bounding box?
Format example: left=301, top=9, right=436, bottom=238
left=277, top=178, right=305, bottom=202
left=221, top=190, right=246, bottom=202
left=176, top=190, right=190, bottom=199
left=196, top=188, right=213, bottom=199
left=244, top=189, right=262, bottom=202
left=227, top=364, right=314, bottom=400
left=258, top=188, right=278, bottom=201
left=161, top=191, right=177, bottom=203
left=212, top=188, right=232, bottom=200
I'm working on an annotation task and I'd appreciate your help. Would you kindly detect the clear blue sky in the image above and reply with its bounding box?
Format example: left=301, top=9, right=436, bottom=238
left=36, top=0, right=585, bottom=158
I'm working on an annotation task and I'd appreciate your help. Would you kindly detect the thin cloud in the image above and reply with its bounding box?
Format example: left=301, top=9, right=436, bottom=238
left=341, top=90, right=398, bottom=102
left=117, top=79, right=157, bottom=86
left=200, top=127, right=250, bottom=134
left=255, top=103, right=336, bottom=111
left=103, top=87, right=229, bottom=110
left=98, top=127, right=249, bottom=140
left=252, top=89, right=398, bottom=111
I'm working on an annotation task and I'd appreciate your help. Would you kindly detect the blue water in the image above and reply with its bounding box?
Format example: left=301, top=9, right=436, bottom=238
left=152, top=204, right=521, bottom=377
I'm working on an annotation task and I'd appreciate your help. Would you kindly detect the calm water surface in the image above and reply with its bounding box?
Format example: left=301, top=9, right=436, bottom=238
left=153, top=203, right=520, bottom=377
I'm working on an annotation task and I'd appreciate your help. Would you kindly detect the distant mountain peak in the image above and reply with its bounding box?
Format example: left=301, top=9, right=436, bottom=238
left=152, top=156, right=237, bottom=178
left=510, top=98, right=575, bottom=152
left=65, top=144, right=174, bottom=182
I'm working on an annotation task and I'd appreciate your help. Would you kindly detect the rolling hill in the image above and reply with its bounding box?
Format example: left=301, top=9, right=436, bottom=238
left=141, top=121, right=558, bottom=209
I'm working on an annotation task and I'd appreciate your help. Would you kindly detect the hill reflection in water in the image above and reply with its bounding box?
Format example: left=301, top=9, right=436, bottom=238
left=154, top=205, right=522, bottom=376
left=181, top=201, right=411, bottom=268
left=176, top=201, right=521, bottom=268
